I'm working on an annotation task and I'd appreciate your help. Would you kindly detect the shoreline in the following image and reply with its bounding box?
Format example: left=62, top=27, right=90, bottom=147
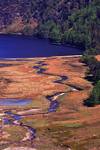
left=0, top=55, right=82, bottom=60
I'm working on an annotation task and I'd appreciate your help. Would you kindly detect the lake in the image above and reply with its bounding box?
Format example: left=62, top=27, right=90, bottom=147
left=0, top=34, right=83, bottom=58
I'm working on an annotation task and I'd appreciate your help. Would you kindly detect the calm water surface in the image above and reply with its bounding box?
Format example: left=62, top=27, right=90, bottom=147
left=0, top=34, right=83, bottom=58
left=0, top=98, right=32, bottom=106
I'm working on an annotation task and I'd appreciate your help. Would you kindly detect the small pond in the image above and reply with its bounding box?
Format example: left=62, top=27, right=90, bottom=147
left=0, top=98, right=32, bottom=106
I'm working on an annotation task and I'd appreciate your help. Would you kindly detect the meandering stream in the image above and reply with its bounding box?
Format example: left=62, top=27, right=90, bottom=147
left=3, top=111, right=36, bottom=142
left=0, top=100, right=36, bottom=143
left=33, top=61, right=69, bottom=113
left=33, top=60, right=83, bottom=114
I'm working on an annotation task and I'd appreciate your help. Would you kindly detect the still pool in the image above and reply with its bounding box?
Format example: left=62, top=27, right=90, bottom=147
left=0, top=98, right=32, bottom=106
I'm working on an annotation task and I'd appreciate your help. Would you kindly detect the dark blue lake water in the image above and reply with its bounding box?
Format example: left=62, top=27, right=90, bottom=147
left=0, top=34, right=83, bottom=58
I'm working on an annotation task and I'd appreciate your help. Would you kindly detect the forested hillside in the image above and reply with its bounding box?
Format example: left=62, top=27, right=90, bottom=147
left=0, top=0, right=99, bottom=50
left=0, top=0, right=93, bottom=29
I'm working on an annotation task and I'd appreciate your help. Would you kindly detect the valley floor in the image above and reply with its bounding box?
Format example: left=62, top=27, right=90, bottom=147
left=0, top=56, right=100, bottom=150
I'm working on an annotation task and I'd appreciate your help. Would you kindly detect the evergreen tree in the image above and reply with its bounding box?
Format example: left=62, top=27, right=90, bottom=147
left=85, top=80, right=100, bottom=106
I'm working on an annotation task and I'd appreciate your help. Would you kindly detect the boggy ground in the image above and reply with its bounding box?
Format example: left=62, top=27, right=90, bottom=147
left=0, top=56, right=100, bottom=150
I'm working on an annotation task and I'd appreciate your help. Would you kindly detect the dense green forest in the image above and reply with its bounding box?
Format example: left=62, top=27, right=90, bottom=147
left=84, top=79, right=100, bottom=106
left=83, top=56, right=100, bottom=106
left=36, top=0, right=100, bottom=50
